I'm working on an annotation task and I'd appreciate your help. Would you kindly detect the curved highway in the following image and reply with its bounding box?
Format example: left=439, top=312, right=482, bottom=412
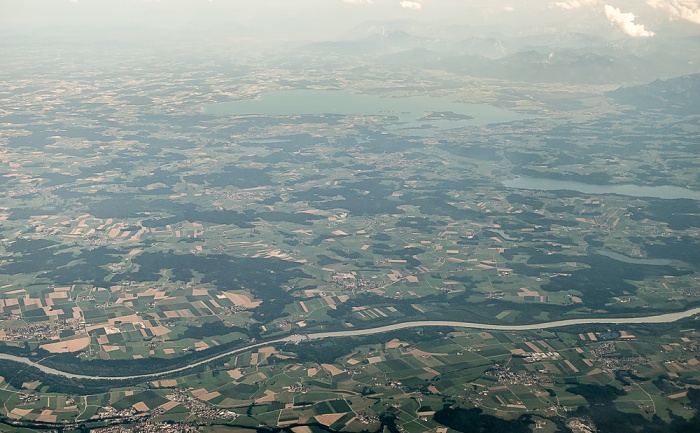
left=1, top=307, right=699, bottom=381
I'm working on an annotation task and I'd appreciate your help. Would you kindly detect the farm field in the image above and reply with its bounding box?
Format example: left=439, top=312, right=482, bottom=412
left=2, top=2, right=700, bottom=431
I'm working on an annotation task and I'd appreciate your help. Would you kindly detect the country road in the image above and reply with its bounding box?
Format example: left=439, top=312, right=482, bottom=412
left=1, top=307, right=699, bottom=381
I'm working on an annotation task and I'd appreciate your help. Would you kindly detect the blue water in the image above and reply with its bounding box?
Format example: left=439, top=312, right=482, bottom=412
left=504, top=177, right=700, bottom=201
left=203, top=89, right=527, bottom=129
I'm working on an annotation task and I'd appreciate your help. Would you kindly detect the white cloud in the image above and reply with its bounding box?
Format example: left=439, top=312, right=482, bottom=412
left=553, top=0, right=598, bottom=10
left=399, top=1, right=422, bottom=10
left=604, top=5, right=655, bottom=37
left=648, top=0, right=700, bottom=24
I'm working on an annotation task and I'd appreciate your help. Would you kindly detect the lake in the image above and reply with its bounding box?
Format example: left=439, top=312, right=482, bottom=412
left=202, top=89, right=528, bottom=131
left=504, top=177, right=700, bottom=201
left=594, top=249, right=671, bottom=266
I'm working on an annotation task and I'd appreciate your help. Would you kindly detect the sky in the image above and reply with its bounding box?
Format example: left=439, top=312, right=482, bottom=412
left=1, top=0, right=699, bottom=44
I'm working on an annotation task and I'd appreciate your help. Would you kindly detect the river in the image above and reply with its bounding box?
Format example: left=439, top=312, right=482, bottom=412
left=1, top=308, right=699, bottom=381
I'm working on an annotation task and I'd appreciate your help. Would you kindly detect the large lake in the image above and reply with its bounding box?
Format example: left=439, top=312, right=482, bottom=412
left=504, top=177, right=700, bottom=201
left=203, top=89, right=528, bottom=131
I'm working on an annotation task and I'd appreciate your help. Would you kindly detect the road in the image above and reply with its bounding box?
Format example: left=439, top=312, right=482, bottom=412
left=1, top=307, right=699, bottom=381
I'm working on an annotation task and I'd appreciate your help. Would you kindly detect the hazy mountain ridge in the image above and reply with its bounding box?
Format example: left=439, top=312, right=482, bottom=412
left=433, top=50, right=679, bottom=84
left=299, top=25, right=700, bottom=85
left=608, top=73, right=700, bottom=114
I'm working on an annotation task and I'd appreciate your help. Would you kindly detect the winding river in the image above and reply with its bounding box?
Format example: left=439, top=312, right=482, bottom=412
left=1, top=308, right=699, bottom=381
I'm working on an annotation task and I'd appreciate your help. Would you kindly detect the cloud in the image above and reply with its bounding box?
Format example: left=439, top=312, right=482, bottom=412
left=553, top=0, right=598, bottom=10
left=399, top=1, right=423, bottom=10
left=604, top=5, right=655, bottom=37
left=648, top=0, right=700, bottom=24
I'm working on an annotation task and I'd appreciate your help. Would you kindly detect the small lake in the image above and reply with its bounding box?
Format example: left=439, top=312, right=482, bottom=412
left=203, top=89, right=528, bottom=130
left=504, top=177, right=700, bottom=201
left=594, top=249, right=671, bottom=266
